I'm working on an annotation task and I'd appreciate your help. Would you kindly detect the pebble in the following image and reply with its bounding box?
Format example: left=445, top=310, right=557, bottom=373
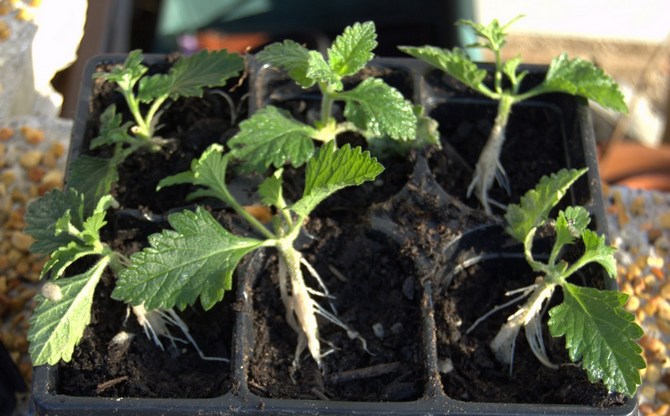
left=20, top=126, right=45, bottom=144
left=0, top=20, right=10, bottom=41
left=18, top=150, right=42, bottom=169
left=659, top=212, right=670, bottom=230
left=0, top=127, right=13, bottom=141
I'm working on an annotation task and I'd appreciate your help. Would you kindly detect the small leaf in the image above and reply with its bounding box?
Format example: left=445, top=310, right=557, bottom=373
left=256, top=40, right=314, bottom=88
left=328, top=21, right=377, bottom=77
left=339, top=78, right=416, bottom=140
left=579, top=229, right=618, bottom=279
left=41, top=241, right=98, bottom=280
left=94, top=49, right=147, bottom=92
left=112, top=207, right=264, bottom=311
left=548, top=283, right=645, bottom=397
left=90, top=105, right=135, bottom=149
left=542, top=54, right=627, bottom=113
left=399, top=46, right=488, bottom=95
left=138, top=49, right=244, bottom=102
left=24, top=189, right=85, bottom=255
left=292, top=142, right=384, bottom=216
left=67, top=155, right=119, bottom=216
left=505, top=168, right=587, bottom=242
left=258, top=170, right=285, bottom=208
left=228, top=106, right=317, bottom=174
left=28, top=258, right=109, bottom=365
left=555, top=206, right=591, bottom=247
left=306, top=51, right=342, bottom=91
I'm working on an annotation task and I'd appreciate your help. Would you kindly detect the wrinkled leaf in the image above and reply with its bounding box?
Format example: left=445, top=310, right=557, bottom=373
left=94, top=49, right=147, bottom=92
left=292, top=142, right=384, bottom=216
left=549, top=283, right=644, bottom=397
left=577, top=229, right=618, bottom=279
left=306, top=51, right=342, bottom=91
left=113, top=207, right=264, bottom=310
left=328, top=21, right=377, bottom=77
left=67, top=155, right=119, bottom=216
left=90, top=105, right=134, bottom=149
left=228, top=106, right=317, bottom=174
left=256, top=40, right=314, bottom=88
left=554, top=205, right=591, bottom=248
left=24, top=189, right=85, bottom=255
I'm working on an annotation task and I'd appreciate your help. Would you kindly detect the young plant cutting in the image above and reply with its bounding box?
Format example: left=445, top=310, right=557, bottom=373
left=26, top=16, right=645, bottom=416
left=467, top=168, right=645, bottom=397
left=400, top=16, right=627, bottom=214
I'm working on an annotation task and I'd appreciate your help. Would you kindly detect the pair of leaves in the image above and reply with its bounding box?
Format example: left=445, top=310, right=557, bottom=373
left=96, top=49, right=244, bottom=103
left=113, top=143, right=383, bottom=311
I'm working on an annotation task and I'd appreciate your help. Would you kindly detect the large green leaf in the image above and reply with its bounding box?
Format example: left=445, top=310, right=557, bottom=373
left=399, top=46, right=488, bottom=95
left=138, top=49, right=244, bottom=102
left=542, top=54, right=627, bottom=113
left=505, top=168, right=587, bottom=242
left=256, top=40, right=314, bottom=88
left=28, top=257, right=109, bottom=365
left=292, top=142, right=384, bottom=216
left=548, top=283, right=645, bottom=397
left=339, top=78, right=416, bottom=140
left=24, top=189, right=85, bottom=255
left=228, top=106, right=317, bottom=174
left=112, top=207, right=264, bottom=310
left=328, top=21, right=377, bottom=77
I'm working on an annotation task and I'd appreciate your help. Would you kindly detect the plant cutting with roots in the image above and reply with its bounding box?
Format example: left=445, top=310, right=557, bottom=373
left=400, top=16, right=627, bottom=215
left=112, top=142, right=384, bottom=368
left=466, top=168, right=645, bottom=397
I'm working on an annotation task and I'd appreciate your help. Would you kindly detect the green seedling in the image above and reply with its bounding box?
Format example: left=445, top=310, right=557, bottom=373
left=24, top=190, right=225, bottom=365
left=228, top=21, right=437, bottom=174
left=467, top=168, right=644, bottom=397
left=400, top=17, right=627, bottom=214
left=112, top=142, right=384, bottom=367
left=69, top=49, right=244, bottom=213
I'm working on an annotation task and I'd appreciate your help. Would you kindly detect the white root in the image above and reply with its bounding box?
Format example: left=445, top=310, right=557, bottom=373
left=488, top=277, right=557, bottom=373
left=128, top=304, right=229, bottom=362
left=467, top=121, right=510, bottom=215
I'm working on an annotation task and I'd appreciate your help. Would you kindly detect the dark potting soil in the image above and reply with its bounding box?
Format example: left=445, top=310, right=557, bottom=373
left=434, top=256, right=626, bottom=407
left=57, top=223, right=235, bottom=398
left=247, top=216, right=424, bottom=401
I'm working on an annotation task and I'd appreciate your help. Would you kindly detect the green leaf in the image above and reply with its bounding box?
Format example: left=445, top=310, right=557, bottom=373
left=339, top=78, right=417, bottom=140
left=24, top=189, right=85, bottom=255
left=112, top=207, right=264, bottom=311
left=94, top=49, right=147, bottom=93
left=505, top=168, right=587, bottom=242
left=90, top=105, right=134, bottom=149
left=541, top=54, right=627, bottom=113
left=137, top=49, right=243, bottom=102
left=292, top=142, right=384, bottom=216
left=28, top=257, right=109, bottom=365
left=256, top=40, right=315, bottom=88
left=306, top=51, right=342, bottom=91
left=228, top=106, right=317, bottom=174
left=67, top=155, right=119, bottom=216
left=258, top=169, right=285, bottom=208
left=457, top=16, right=522, bottom=51
left=399, top=46, right=488, bottom=95
left=41, top=241, right=98, bottom=280
left=578, top=229, right=618, bottom=279
left=555, top=206, right=591, bottom=247
left=328, top=21, right=377, bottom=78
left=548, top=283, right=645, bottom=397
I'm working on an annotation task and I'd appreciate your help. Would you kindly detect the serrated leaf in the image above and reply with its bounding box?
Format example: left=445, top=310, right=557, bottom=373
left=258, top=170, right=284, bottom=208
left=457, top=17, right=521, bottom=51
left=328, top=21, right=377, bottom=77
left=292, top=142, right=384, bottom=216
left=548, top=283, right=644, bottom=397
left=306, top=51, right=342, bottom=91
left=42, top=241, right=99, bottom=280
left=112, top=207, right=264, bottom=311
left=138, top=49, right=244, bottom=102
left=578, top=229, right=618, bottom=279
left=28, top=258, right=109, bottom=365
left=90, top=105, right=134, bottom=149
left=555, top=206, right=591, bottom=247
left=339, top=78, right=416, bottom=140
left=158, top=144, right=232, bottom=204
left=256, top=40, right=314, bottom=88
left=67, top=155, right=119, bottom=216
left=542, top=54, right=627, bottom=113
left=24, top=189, right=85, bottom=255
left=94, top=50, right=147, bottom=92
left=505, top=168, right=587, bottom=242
left=228, top=106, right=317, bottom=174
left=399, top=46, right=488, bottom=95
